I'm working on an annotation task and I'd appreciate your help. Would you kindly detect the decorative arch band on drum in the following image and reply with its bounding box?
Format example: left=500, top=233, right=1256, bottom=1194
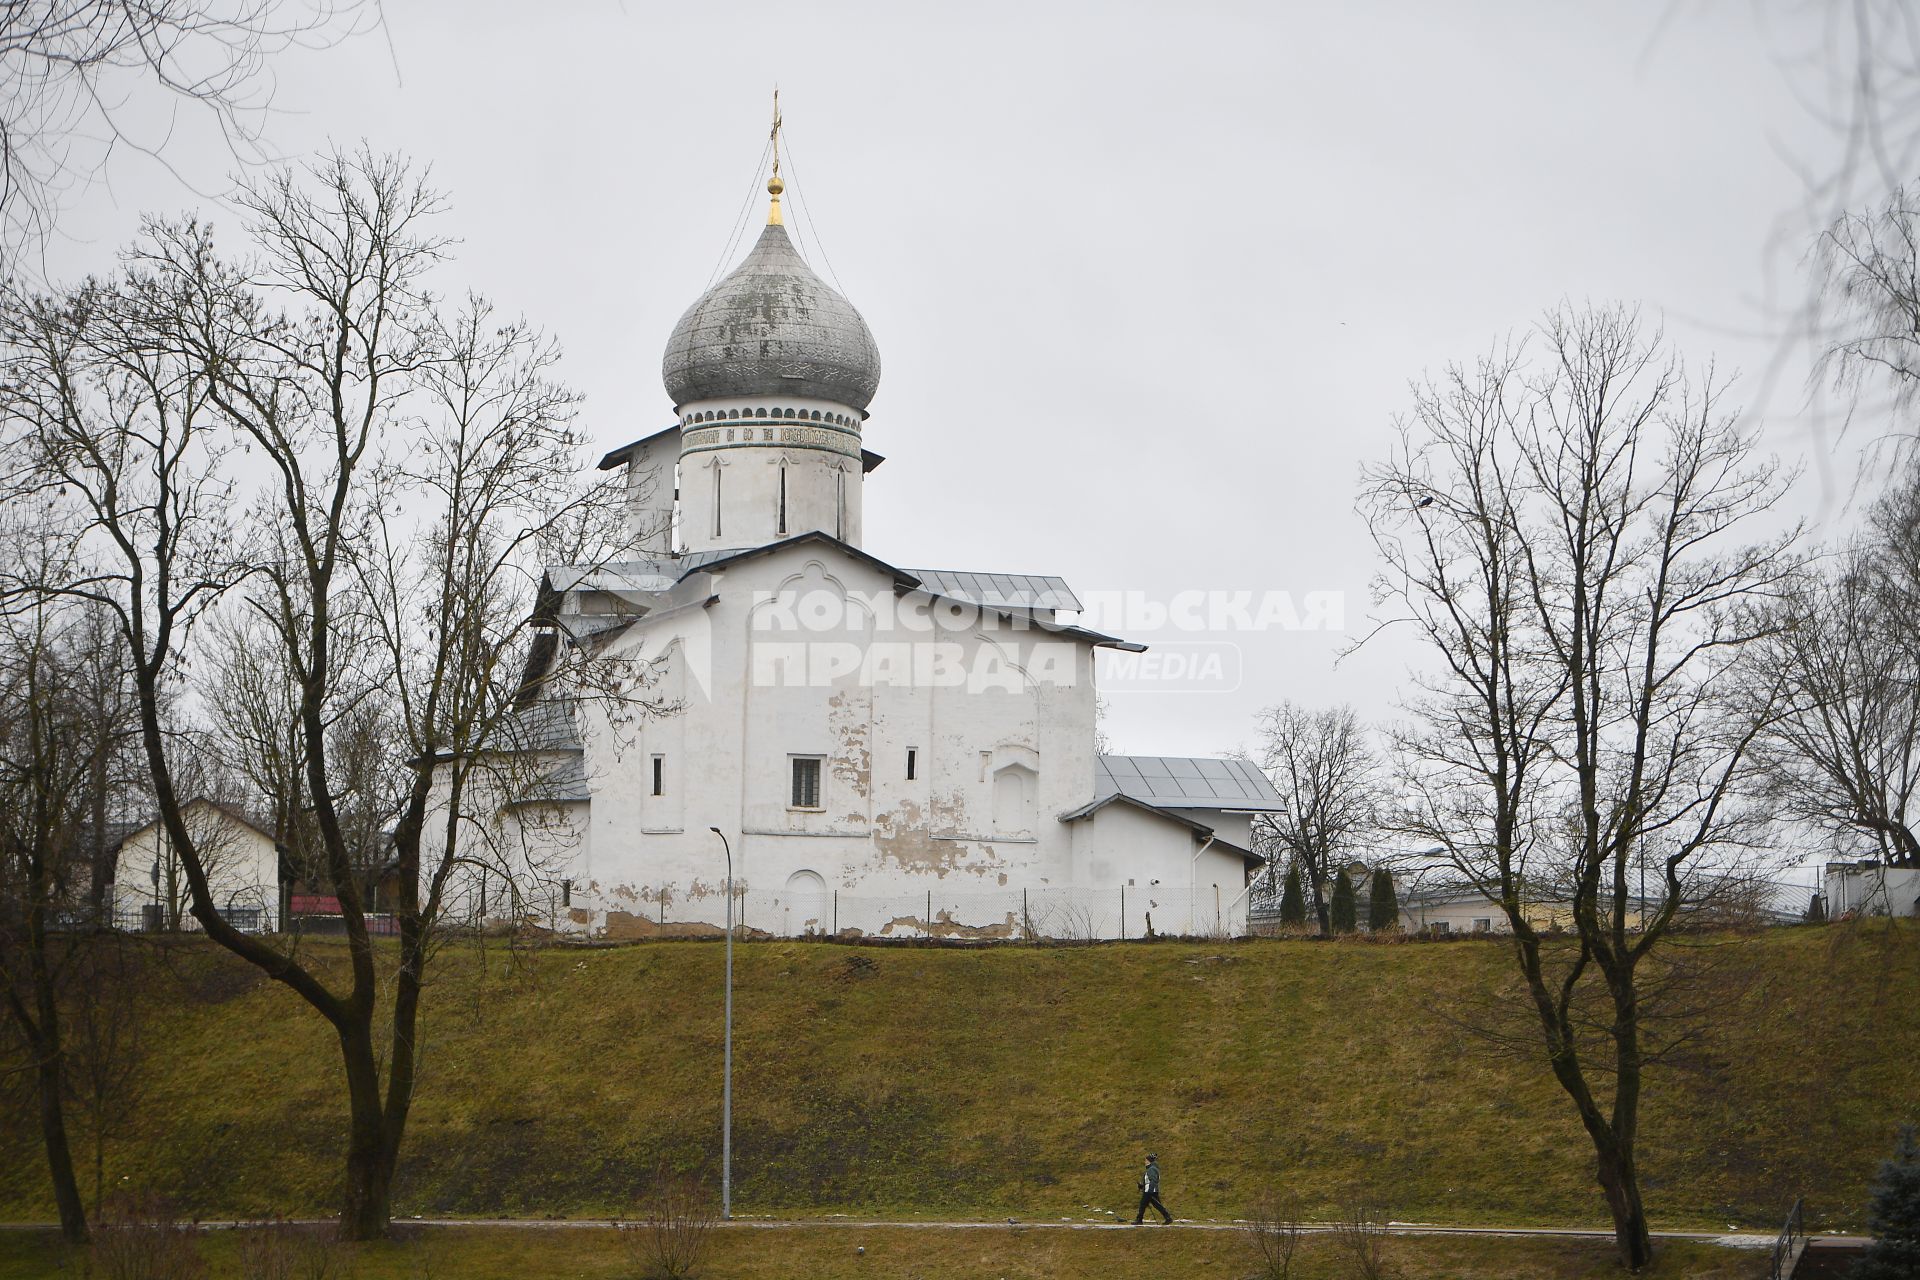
left=680, top=419, right=861, bottom=461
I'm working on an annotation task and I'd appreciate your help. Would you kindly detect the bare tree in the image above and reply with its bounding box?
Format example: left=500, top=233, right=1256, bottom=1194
left=1359, top=304, right=1801, bottom=1269
left=1747, top=475, right=1920, bottom=867
left=0, top=0, right=371, bottom=276
left=62, top=931, right=148, bottom=1219
left=1251, top=701, right=1379, bottom=934
left=1244, top=1190, right=1304, bottom=1280
left=1331, top=1200, right=1393, bottom=1280
left=199, top=601, right=403, bottom=926
left=0, top=548, right=138, bottom=1243
left=0, top=149, right=653, bottom=1239
left=1816, top=179, right=1920, bottom=449
left=617, top=1166, right=717, bottom=1280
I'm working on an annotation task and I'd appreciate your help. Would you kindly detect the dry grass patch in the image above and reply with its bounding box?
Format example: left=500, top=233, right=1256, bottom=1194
left=0, top=924, right=1913, bottom=1232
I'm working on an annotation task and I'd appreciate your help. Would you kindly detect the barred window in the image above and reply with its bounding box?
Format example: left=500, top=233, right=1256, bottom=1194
left=790, top=757, right=823, bottom=809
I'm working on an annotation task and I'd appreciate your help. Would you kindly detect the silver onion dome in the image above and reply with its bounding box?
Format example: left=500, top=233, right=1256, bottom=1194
left=661, top=221, right=881, bottom=413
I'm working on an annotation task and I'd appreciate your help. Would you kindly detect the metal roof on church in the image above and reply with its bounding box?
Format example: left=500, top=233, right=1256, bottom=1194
left=554, top=549, right=1082, bottom=614
left=548, top=533, right=1140, bottom=650
left=510, top=699, right=584, bottom=753
left=1095, top=754, right=1286, bottom=813
left=909, top=569, right=1082, bottom=612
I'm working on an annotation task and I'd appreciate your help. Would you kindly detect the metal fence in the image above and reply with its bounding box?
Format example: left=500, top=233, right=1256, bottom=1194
left=58, top=888, right=1247, bottom=944
left=1769, top=1197, right=1806, bottom=1280
left=49, top=905, right=271, bottom=935
left=661, top=883, right=1247, bottom=942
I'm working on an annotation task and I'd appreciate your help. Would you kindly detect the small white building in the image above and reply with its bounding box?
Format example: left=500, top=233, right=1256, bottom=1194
left=496, top=164, right=1281, bottom=940
left=1398, top=885, right=1507, bottom=936
left=109, top=798, right=281, bottom=933
left=1823, top=861, right=1920, bottom=919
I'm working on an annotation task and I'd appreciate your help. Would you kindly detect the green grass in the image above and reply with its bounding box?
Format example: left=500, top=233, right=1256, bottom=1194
left=0, top=1225, right=1772, bottom=1280
left=0, top=923, right=1913, bottom=1234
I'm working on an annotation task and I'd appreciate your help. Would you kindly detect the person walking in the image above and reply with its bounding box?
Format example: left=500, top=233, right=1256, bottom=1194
left=1134, top=1153, right=1172, bottom=1224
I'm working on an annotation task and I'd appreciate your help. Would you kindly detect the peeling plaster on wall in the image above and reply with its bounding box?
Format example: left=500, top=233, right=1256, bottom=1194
left=600, top=879, right=738, bottom=915
left=826, top=689, right=871, bottom=800
left=872, top=797, right=975, bottom=878
left=599, top=911, right=770, bottom=941
left=876, top=911, right=1018, bottom=940
left=957, top=849, right=1004, bottom=879
left=929, top=784, right=969, bottom=839
left=685, top=877, right=730, bottom=901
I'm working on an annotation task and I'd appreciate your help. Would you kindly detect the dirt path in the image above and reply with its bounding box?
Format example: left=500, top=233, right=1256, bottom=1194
left=0, top=1215, right=1869, bottom=1249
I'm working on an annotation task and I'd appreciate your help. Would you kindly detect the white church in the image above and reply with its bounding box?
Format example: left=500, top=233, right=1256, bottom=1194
left=506, top=150, right=1282, bottom=941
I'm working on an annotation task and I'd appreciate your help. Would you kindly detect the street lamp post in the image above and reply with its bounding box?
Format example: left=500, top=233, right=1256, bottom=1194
left=1407, top=846, right=1445, bottom=934
left=709, top=826, right=733, bottom=1221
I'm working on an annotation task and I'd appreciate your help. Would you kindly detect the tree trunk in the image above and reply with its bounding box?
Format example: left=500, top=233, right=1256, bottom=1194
left=19, top=888, right=89, bottom=1245
left=1595, top=1138, right=1653, bottom=1269
left=87, top=752, right=110, bottom=921
left=337, top=1022, right=394, bottom=1240
left=1892, top=821, right=1919, bottom=869
left=27, top=1019, right=88, bottom=1243
left=340, top=1137, right=394, bottom=1242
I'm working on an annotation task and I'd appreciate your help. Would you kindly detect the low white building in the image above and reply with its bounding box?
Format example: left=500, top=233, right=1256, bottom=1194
left=1398, top=885, right=1507, bottom=936
left=496, top=159, right=1280, bottom=941
left=109, top=799, right=281, bottom=933
left=1823, top=861, right=1920, bottom=919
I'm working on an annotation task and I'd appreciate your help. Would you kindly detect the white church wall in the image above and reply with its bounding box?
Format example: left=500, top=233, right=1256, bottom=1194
left=623, top=429, right=678, bottom=554
left=1067, top=801, right=1254, bottom=937
left=1163, top=807, right=1255, bottom=850
left=420, top=753, right=590, bottom=929
left=561, top=540, right=1118, bottom=938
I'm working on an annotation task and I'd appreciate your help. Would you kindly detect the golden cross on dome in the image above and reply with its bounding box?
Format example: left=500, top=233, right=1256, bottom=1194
left=767, top=88, right=785, bottom=226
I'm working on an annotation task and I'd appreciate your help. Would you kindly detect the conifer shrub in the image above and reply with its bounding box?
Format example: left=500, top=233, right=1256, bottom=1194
left=1368, top=868, right=1400, bottom=933
left=1279, top=865, right=1307, bottom=928
left=1330, top=869, right=1358, bottom=935
left=1854, top=1126, right=1920, bottom=1279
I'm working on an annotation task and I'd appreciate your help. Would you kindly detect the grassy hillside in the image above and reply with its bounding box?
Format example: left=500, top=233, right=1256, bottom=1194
left=0, top=924, right=1913, bottom=1232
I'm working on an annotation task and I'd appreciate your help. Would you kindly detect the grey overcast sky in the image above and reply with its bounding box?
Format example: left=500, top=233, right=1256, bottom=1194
left=41, top=0, right=1871, bottom=763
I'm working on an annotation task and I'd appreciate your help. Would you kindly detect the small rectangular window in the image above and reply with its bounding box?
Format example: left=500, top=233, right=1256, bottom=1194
left=906, top=747, right=917, bottom=781
left=791, top=757, right=823, bottom=809
left=651, top=755, right=664, bottom=797
left=1472, top=917, right=1491, bottom=933
left=561, top=878, right=572, bottom=908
